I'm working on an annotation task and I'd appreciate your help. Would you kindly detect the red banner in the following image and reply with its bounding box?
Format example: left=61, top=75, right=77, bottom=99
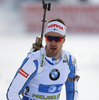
left=21, top=3, right=99, bottom=33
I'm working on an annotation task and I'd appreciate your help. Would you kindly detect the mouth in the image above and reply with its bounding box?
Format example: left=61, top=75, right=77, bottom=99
left=50, top=47, right=57, bottom=52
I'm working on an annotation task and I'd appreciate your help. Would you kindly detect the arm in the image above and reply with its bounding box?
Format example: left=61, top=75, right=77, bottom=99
left=65, top=55, right=79, bottom=100
left=6, top=53, right=38, bottom=100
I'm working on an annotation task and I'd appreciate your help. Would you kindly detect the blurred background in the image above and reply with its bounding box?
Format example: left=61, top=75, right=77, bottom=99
left=0, top=0, right=99, bottom=100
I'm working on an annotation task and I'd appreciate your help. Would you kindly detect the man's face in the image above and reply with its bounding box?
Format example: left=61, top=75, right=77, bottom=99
left=45, top=32, right=65, bottom=59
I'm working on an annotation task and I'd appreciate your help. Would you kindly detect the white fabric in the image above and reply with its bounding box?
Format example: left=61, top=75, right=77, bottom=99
left=7, top=54, right=37, bottom=100
left=7, top=48, right=78, bottom=100
left=45, top=21, right=67, bottom=36
left=25, top=55, right=70, bottom=100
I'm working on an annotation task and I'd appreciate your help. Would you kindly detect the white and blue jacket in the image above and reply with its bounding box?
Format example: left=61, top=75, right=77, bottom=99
left=6, top=48, right=78, bottom=100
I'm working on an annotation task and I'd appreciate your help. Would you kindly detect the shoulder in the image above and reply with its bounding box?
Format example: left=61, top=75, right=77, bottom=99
left=62, top=50, right=77, bottom=66
left=26, top=49, right=42, bottom=63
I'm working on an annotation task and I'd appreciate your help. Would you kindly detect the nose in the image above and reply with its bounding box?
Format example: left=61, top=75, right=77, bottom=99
left=51, top=40, right=56, bottom=45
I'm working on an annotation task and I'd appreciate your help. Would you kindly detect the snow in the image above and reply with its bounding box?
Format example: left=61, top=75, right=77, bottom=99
left=0, top=1, right=99, bottom=100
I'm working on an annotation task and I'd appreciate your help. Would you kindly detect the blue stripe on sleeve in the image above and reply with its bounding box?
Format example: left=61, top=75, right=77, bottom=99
left=19, top=60, right=38, bottom=95
left=6, top=57, right=29, bottom=100
left=65, top=55, right=75, bottom=100
left=6, top=58, right=38, bottom=100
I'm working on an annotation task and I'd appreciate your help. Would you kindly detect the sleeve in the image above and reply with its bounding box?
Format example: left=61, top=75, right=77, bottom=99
left=65, top=55, right=78, bottom=100
left=6, top=53, right=39, bottom=100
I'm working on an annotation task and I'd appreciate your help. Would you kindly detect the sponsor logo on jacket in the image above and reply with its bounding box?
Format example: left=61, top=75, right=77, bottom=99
left=18, top=68, right=29, bottom=78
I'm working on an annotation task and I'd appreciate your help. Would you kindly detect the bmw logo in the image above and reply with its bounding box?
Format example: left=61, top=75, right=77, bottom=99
left=49, top=69, right=60, bottom=81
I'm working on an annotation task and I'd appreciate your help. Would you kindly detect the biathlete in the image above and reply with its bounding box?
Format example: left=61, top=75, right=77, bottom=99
left=6, top=18, right=80, bottom=100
